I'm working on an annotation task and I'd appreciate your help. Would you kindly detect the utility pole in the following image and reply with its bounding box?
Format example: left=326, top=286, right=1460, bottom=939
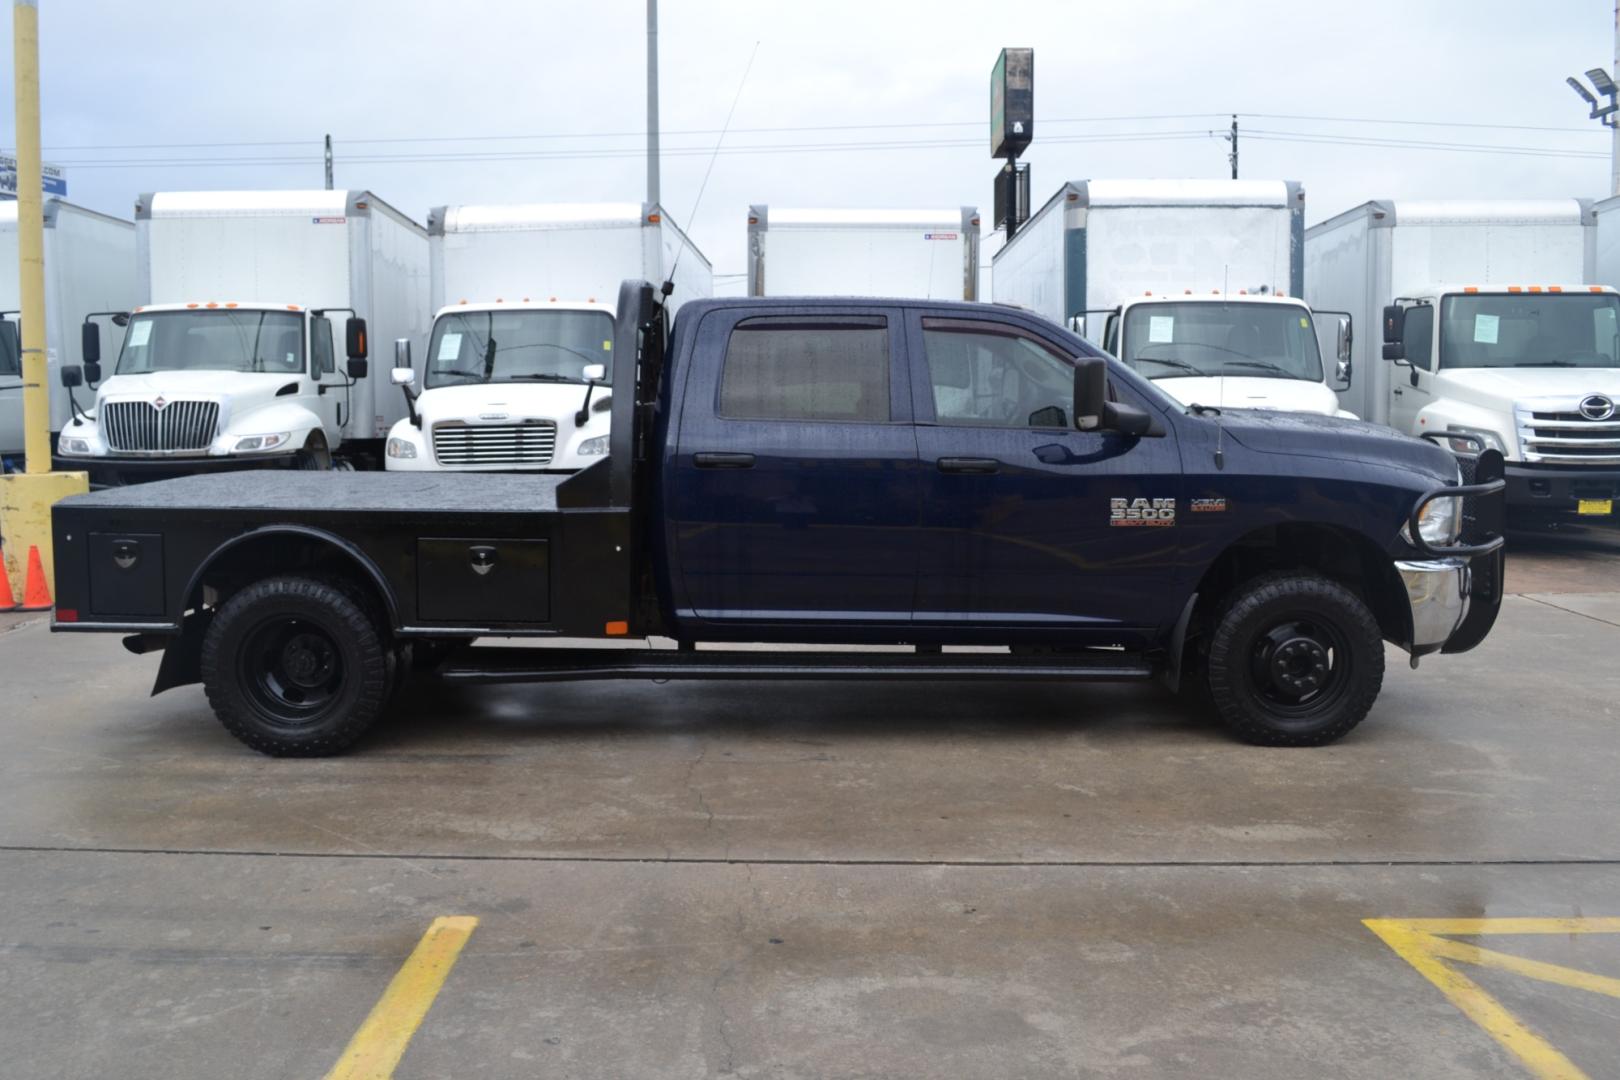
left=324, top=134, right=334, bottom=190
left=1, top=0, right=89, bottom=609
left=1227, top=115, right=1239, bottom=180
left=646, top=0, right=660, bottom=206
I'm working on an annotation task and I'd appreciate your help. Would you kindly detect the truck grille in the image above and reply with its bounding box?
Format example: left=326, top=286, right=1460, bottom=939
left=431, top=420, right=557, bottom=467
left=102, top=400, right=220, bottom=453
left=1521, top=409, right=1620, bottom=466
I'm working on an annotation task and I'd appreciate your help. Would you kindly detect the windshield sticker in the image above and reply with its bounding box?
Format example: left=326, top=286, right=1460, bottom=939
left=1148, top=316, right=1175, bottom=344
left=1110, top=497, right=1177, bottom=527
left=127, top=320, right=153, bottom=348
left=1299, top=316, right=1310, bottom=329
left=603, top=340, right=613, bottom=350
left=437, top=332, right=463, bottom=361
left=1473, top=313, right=1500, bottom=345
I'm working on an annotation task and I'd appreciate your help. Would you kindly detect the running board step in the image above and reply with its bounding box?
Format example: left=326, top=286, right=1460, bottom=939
left=437, top=647, right=1155, bottom=685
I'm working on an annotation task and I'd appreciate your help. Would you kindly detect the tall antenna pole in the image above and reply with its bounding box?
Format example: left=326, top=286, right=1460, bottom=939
left=324, top=134, right=334, bottom=190
left=647, top=0, right=661, bottom=206
left=1228, top=115, right=1239, bottom=180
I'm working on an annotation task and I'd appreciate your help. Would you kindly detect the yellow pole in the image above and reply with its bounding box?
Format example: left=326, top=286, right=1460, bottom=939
left=0, top=0, right=86, bottom=607
left=13, top=0, right=46, bottom=474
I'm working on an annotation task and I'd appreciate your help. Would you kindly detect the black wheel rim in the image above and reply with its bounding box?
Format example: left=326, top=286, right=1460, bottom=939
left=1247, top=611, right=1353, bottom=720
left=238, top=616, right=345, bottom=727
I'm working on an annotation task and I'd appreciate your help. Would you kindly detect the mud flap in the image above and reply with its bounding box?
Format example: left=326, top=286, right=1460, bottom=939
left=152, top=612, right=209, bottom=694
left=1442, top=449, right=1505, bottom=655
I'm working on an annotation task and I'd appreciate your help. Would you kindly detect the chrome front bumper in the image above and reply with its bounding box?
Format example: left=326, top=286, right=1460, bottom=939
left=1396, top=558, right=1471, bottom=651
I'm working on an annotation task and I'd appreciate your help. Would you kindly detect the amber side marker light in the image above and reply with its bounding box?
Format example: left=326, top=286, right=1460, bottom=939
left=605, top=620, right=629, bottom=636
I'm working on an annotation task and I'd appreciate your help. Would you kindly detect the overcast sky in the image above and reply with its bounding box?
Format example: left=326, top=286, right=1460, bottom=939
left=3, top=0, right=1615, bottom=287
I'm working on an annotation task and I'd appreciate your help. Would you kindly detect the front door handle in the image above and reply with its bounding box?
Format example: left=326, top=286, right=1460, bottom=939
left=937, top=456, right=999, bottom=474
left=693, top=452, right=755, bottom=469
left=1392, top=387, right=1404, bottom=396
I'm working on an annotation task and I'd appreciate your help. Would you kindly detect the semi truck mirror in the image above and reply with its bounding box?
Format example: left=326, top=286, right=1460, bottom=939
left=1073, top=357, right=1107, bottom=430
left=346, top=358, right=369, bottom=380
left=83, top=361, right=103, bottom=386
left=394, top=337, right=413, bottom=372
left=0, top=320, right=18, bottom=376
left=345, top=317, right=368, bottom=360
left=60, top=365, right=83, bottom=388
left=1381, top=304, right=1405, bottom=345
left=582, top=363, right=606, bottom=383
left=81, top=320, right=100, bottom=365
left=390, top=367, right=416, bottom=387
left=1334, top=359, right=1352, bottom=390
left=1333, top=314, right=1353, bottom=389
left=1066, top=315, right=1086, bottom=337
left=1383, top=343, right=1407, bottom=363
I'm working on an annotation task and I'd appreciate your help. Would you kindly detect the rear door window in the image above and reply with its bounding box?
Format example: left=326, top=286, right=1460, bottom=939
left=719, top=316, right=890, bottom=422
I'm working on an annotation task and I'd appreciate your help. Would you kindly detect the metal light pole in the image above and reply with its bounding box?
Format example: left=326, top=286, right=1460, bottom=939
left=646, top=0, right=660, bottom=206
left=1566, top=3, right=1620, bottom=196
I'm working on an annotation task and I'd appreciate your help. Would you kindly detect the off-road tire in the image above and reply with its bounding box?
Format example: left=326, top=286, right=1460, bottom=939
left=1205, top=572, right=1384, bottom=747
left=200, top=575, right=391, bottom=756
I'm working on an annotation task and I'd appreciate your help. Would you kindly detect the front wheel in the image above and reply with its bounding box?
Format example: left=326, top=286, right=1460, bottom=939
left=200, top=575, right=392, bottom=756
left=1203, top=572, right=1384, bottom=746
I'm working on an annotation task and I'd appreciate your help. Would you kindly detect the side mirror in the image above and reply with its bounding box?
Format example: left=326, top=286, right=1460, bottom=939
left=1066, top=315, right=1086, bottom=337
left=60, top=364, right=83, bottom=388
left=1383, top=343, right=1408, bottom=363
left=0, top=320, right=18, bottom=376
left=390, top=367, right=416, bottom=387
left=1381, top=303, right=1405, bottom=352
left=83, top=360, right=103, bottom=386
left=1332, top=313, right=1352, bottom=390
left=346, top=357, right=368, bottom=380
left=394, top=337, right=413, bottom=371
left=345, top=316, right=368, bottom=360
left=1073, top=357, right=1107, bottom=431
left=81, top=320, right=101, bottom=366
left=582, top=362, right=606, bottom=383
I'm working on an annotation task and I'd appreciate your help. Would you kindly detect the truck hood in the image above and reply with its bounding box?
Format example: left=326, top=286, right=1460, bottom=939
left=98, top=370, right=305, bottom=400
left=1151, top=376, right=1346, bottom=417
left=415, top=381, right=597, bottom=427
left=1436, top=366, right=1620, bottom=410
left=1217, top=408, right=1454, bottom=481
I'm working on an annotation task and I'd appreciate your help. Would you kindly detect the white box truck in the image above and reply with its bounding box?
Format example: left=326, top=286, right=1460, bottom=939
left=746, top=207, right=980, bottom=300
left=1305, top=198, right=1618, bottom=520
left=383, top=202, right=711, bottom=472
left=992, top=179, right=1354, bottom=417
left=55, top=190, right=429, bottom=484
left=0, top=199, right=136, bottom=466
left=1596, top=194, right=1620, bottom=289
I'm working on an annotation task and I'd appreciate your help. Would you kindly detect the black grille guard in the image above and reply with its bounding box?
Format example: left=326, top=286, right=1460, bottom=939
left=1409, top=434, right=1507, bottom=558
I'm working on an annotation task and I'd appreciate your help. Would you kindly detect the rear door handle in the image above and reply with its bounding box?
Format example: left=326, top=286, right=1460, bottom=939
left=937, top=457, right=999, bottom=474
left=693, top=452, right=755, bottom=469
left=1392, top=387, right=1403, bottom=396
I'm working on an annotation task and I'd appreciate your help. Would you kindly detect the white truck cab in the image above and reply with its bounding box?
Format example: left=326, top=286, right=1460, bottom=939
left=1381, top=283, right=1620, bottom=516
left=384, top=300, right=615, bottom=472
left=1098, top=292, right=1355, bottom=417
left=56, top=301, right=370, bottom=482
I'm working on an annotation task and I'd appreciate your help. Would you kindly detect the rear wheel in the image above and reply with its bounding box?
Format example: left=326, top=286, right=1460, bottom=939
left=200, top=575, right=391, bottom=756
left=1204, top=572, right=1384, bottom=746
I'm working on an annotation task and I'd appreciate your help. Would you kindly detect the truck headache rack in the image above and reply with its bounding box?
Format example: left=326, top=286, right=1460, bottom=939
left=437, top=646, right=1154, bottom=684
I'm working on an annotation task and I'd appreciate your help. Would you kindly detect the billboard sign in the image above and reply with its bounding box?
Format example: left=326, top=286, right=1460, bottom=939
left=0, top=154, right=67, bottom=198
left=990, top=48, right=1033, bottom=159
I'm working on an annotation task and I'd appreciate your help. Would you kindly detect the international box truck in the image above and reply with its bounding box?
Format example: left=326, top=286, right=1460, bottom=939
left=1305, top=198, right=1617, bottom=519
left=384, top=201, right=711, bottom=473
left=992, top=179, right=1354, bottom=417
left=54, top=190, right=429, bottom=484
left=50, top=280, right=1503, bottom=756
left=0, top=198, right=136, bottom=466
left=746, top=207, right=980, bottom=300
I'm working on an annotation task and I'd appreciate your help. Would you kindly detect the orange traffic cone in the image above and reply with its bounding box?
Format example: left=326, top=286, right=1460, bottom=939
left=19, top=545, right=52, bottom=611
left=0, top=544, right=17, bottom=611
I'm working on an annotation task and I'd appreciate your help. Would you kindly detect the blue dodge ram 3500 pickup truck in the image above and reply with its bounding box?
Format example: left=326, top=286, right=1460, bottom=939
left=50, top=281, right=1505, bottom=755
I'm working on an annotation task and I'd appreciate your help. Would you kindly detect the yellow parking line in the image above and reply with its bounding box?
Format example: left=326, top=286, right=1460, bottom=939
left=323, top=915, right=479, bottom=1080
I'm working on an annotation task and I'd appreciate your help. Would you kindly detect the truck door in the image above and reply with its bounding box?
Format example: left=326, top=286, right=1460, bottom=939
left=308, top=315, right=343, bottom=442
left=1389, top=304, right=1435, bottom=435
left=667, top=308, right=919, bottom=627
left=0, top=317, right=21, bottom=459
left=907, top=312, right=1182, bottom=634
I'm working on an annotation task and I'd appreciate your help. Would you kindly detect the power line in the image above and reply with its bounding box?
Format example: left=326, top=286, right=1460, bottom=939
left=1244, top=128, right=1608, bottom=159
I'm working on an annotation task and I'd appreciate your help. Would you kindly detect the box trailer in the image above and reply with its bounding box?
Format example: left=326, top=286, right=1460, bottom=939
left=0, top=199, right=136, bottom=465
left=1596, top=194, right=1620, bottom=290
left=747, top=207, right=979, bottom=300
left=55, top=190, right=429, bottom=482
left=992, top=180, right=1352, bottom=416
left=383, top=202, right=712, bottom=473
left=1306, top=198, right=1615, bottom=519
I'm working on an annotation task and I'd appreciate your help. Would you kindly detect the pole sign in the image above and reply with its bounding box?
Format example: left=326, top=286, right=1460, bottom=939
left=0, top=154, right=66, bottom=198
left=990, top=48, right=1033, bottom=159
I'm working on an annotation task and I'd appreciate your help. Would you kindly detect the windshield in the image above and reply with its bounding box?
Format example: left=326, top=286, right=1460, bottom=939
left=1439, top=293, right=1620, bottom=369
left=1119, top=302, right=1324, bottom=382
left=115, top=310, right=304, bottom=375
left=425, top=310, right=615, bottom=389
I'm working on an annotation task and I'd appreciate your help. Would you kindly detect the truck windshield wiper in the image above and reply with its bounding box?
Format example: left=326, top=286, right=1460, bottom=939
left=435, top=368, right=488, bottom=382
left=1514, top=361, right=1578, bottom=367
left=1218, top=359, right=1309, bottom=379
left=505, top=373, right=578, bottom=382
left=1132, top=355, right=1205, bottom=376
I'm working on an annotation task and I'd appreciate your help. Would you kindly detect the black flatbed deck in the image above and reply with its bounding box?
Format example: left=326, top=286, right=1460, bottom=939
left=58, top=471, right=567, bottom=516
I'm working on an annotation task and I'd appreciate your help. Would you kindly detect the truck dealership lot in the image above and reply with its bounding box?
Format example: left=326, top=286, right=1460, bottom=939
left=1, top=532, right=1614, bottom=1078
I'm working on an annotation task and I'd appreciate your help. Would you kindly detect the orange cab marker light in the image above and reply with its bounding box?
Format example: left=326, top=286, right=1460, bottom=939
left=605, top=620, right=629, bottom=636
left=287, top=305, right=300, bottom=311
left=1549, top=286, right=1562, bottom=293
left=186, top=302, right=199, bottom=309
left=1593, top=286, right=1607, bottom=293
left=1463, top=286, right=1479, bottom=293
left=1529, top=286, right=1542, bottom=293
left=205, top=302, right=219, bottom=309
left=1508, top=286, right=1523, bottom=293
left=225, top=302, right=238, bottom=308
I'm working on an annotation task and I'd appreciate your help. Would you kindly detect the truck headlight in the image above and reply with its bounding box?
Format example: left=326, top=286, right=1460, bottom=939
left=234, top=432, right=290, bottom=452
left=386, top=437, right=417, bottom=459
left=58, top=436, right=91, bottom=455
left=1443, top=425, right=1506, bottom=455
left=578, top=434, right=610, bottom=456
left=1403, top=493, right=1462, bottom=547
